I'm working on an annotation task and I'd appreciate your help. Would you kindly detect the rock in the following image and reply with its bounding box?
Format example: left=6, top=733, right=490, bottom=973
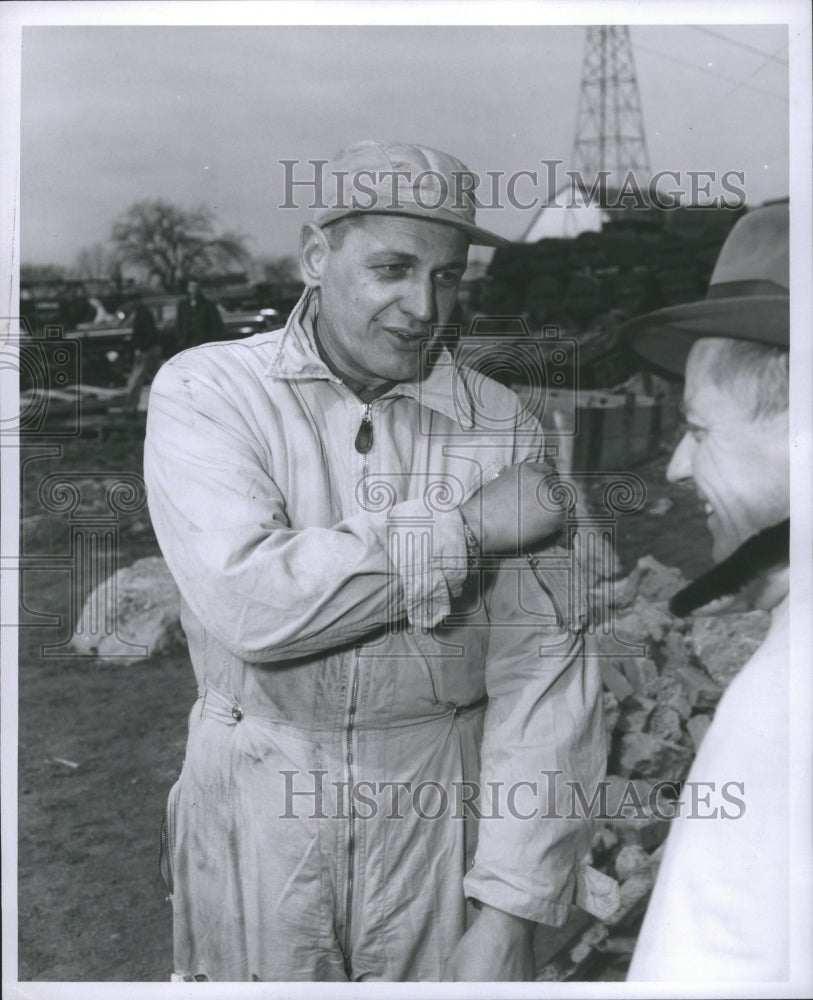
left=600, top=659, right=635, bottom=702
left=619, top=656, right=660, bottom=696
left=591, top=823, right=620, bottom=860
left=613, top=598, right=674, bottom=646
left=602, top=774, right=655, bottom=823
left=616, top=732, right=693, bottom=781
left=603, top=691, right=621, bottom=755
left=686, top=713, right=713, bottom=751
left=675, top=665, right=722, bottom=710
left=658, top=630, right=692, bottom=675
left=652, top=676, right=692, bottom=722
left=604, top=867, right=656, bottom=928
left=687, top=610, right=770, bottom=687
left=647, top=706, right=683, bottom=743
left=601, top=936, right=637, bottom=955
left=616, top=695, right=656, bottom=734
left=614, top=842, right=652, bottom=882
left=613, top=556, right=687, bottom=609
left=69, top=556, right=183, bottom=662
left=608, top=577, right=636, bottom=612
left=569, top=921, right=610, bottom=965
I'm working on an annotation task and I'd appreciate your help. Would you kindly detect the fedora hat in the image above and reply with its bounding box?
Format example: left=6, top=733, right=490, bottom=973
left=622, top=201, right=789, bottom=376
left=313, top=140, right=510, bottom=248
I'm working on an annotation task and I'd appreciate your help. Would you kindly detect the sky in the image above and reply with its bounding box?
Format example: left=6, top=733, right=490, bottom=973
left=18, top=18, right=791, bottom=272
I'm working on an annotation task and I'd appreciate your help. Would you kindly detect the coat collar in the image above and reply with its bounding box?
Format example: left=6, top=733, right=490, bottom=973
left=264, top=288, right=476, bottom=429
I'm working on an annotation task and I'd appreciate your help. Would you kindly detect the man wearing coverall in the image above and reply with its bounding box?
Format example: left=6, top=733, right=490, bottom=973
left=144, top=141, right=609, bottom=982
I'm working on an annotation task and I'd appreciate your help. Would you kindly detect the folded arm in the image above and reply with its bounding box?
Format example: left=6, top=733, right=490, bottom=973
left=144, top=360, right=469, bottom=661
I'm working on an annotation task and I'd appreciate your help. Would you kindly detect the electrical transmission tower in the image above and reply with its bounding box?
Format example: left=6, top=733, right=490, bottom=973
left=571, top=26, right=650, bottom=195
left=522, top=26, right=651, bottom=240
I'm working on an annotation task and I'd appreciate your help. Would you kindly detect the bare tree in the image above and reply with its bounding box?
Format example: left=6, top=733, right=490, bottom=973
left=111, top=200, right=250, bottom=291
left=256, top=255, right=300, bottom=284
left=72, top=242, right=118, bottom=281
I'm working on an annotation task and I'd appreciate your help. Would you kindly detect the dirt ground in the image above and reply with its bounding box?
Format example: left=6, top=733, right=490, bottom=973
left=15, top=414, right=711, bottom=983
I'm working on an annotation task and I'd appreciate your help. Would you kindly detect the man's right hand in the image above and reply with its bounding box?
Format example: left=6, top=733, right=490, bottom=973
left=459, top=462, right=568, bottom=556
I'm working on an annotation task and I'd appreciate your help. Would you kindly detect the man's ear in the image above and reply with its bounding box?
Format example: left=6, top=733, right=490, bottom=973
left=299, top=223, right=330, bottom=288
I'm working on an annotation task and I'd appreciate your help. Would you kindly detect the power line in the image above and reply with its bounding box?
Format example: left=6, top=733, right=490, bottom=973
left=633, top=41, right=788, bottom=102
left=743, top=41, right=791, bottom=81
left=716, top=40, right=791, bottom=106
left=689, top=26, right=788, bottom=66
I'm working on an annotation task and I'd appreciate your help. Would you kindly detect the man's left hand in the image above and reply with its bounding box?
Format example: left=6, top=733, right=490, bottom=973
left=441, top=903, right=536, bottom=981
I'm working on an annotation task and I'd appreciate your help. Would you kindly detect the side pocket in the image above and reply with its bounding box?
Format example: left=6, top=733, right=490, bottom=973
left=411, top=620, right=488, bottom=709
left=159, top=778, right=182, bottom=897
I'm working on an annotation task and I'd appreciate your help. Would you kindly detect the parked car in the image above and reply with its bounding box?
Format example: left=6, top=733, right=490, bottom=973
left=62, top=294, right=283, bottom=387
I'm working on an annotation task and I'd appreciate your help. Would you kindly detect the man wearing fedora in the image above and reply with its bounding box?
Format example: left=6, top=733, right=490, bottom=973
left=144, top=141, right=609, bottom=982
left=623, top=202, right=799, bottom=980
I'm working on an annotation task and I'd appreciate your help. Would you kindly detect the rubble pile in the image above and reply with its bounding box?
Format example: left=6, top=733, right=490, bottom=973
left=598, top=554, right=769, bottom=780
left=69, top=556, right=184, bottom=662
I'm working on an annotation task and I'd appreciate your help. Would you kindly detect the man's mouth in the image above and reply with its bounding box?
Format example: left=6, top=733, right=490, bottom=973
left=385, top=328, right=427, bottom=345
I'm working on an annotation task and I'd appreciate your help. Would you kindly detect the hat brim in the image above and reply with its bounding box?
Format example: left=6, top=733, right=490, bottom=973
left=621, top=295, right=789, bottom=377
left=317, top=207, right=510, bottom=248
left=452, top=219, right=511, bottom=248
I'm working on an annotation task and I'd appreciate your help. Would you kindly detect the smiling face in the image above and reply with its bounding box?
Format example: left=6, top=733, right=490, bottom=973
left=667, top=339, right=789, bottom=563
left=300, top=214, right=469, bottom=388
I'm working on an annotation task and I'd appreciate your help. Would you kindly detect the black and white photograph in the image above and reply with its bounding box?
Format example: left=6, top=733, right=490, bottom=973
left=1, top=2, right=811, bottom=996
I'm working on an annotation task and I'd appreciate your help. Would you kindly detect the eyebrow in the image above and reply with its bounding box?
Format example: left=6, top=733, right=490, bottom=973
left=364, top=250, right=467, bottom=270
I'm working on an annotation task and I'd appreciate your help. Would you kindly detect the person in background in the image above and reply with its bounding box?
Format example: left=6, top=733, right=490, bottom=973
left=124, top=293, right=163, bottom=409
left=175, top=277, right=224, bottom=350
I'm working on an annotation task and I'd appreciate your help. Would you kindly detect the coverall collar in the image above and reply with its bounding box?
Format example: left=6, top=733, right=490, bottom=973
left=265, top=288, right=476, bottom=429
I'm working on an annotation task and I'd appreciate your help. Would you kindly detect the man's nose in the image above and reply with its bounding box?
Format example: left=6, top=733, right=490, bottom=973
left=400, top=278, right=435, bottom=323
left=666, top=432, right=693, bottom=484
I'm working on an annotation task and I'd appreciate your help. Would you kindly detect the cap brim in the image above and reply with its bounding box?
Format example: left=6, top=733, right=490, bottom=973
left=621, top=295, right=789, bottom=377
left=316, top=207, right=510, bottom=248
left=454, top=220, right=511, bottom=248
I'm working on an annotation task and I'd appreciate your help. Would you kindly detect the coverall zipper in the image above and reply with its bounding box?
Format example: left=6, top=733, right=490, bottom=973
left=344, top=401, right=373, bottom=978
left=354, top=402, right=373, bottom=454
left=343, top=647, right=361, bottom=979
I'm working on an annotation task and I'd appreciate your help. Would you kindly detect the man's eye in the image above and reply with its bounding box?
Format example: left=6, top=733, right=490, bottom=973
left=434, top=271, right=463, bottom=288
left=676, top=421, right=704, bottom=442
left=376, top=264, right=408, bottom=278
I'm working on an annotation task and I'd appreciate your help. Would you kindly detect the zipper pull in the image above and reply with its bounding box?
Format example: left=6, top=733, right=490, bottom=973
left=354, top=404, right=373, bottom=454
